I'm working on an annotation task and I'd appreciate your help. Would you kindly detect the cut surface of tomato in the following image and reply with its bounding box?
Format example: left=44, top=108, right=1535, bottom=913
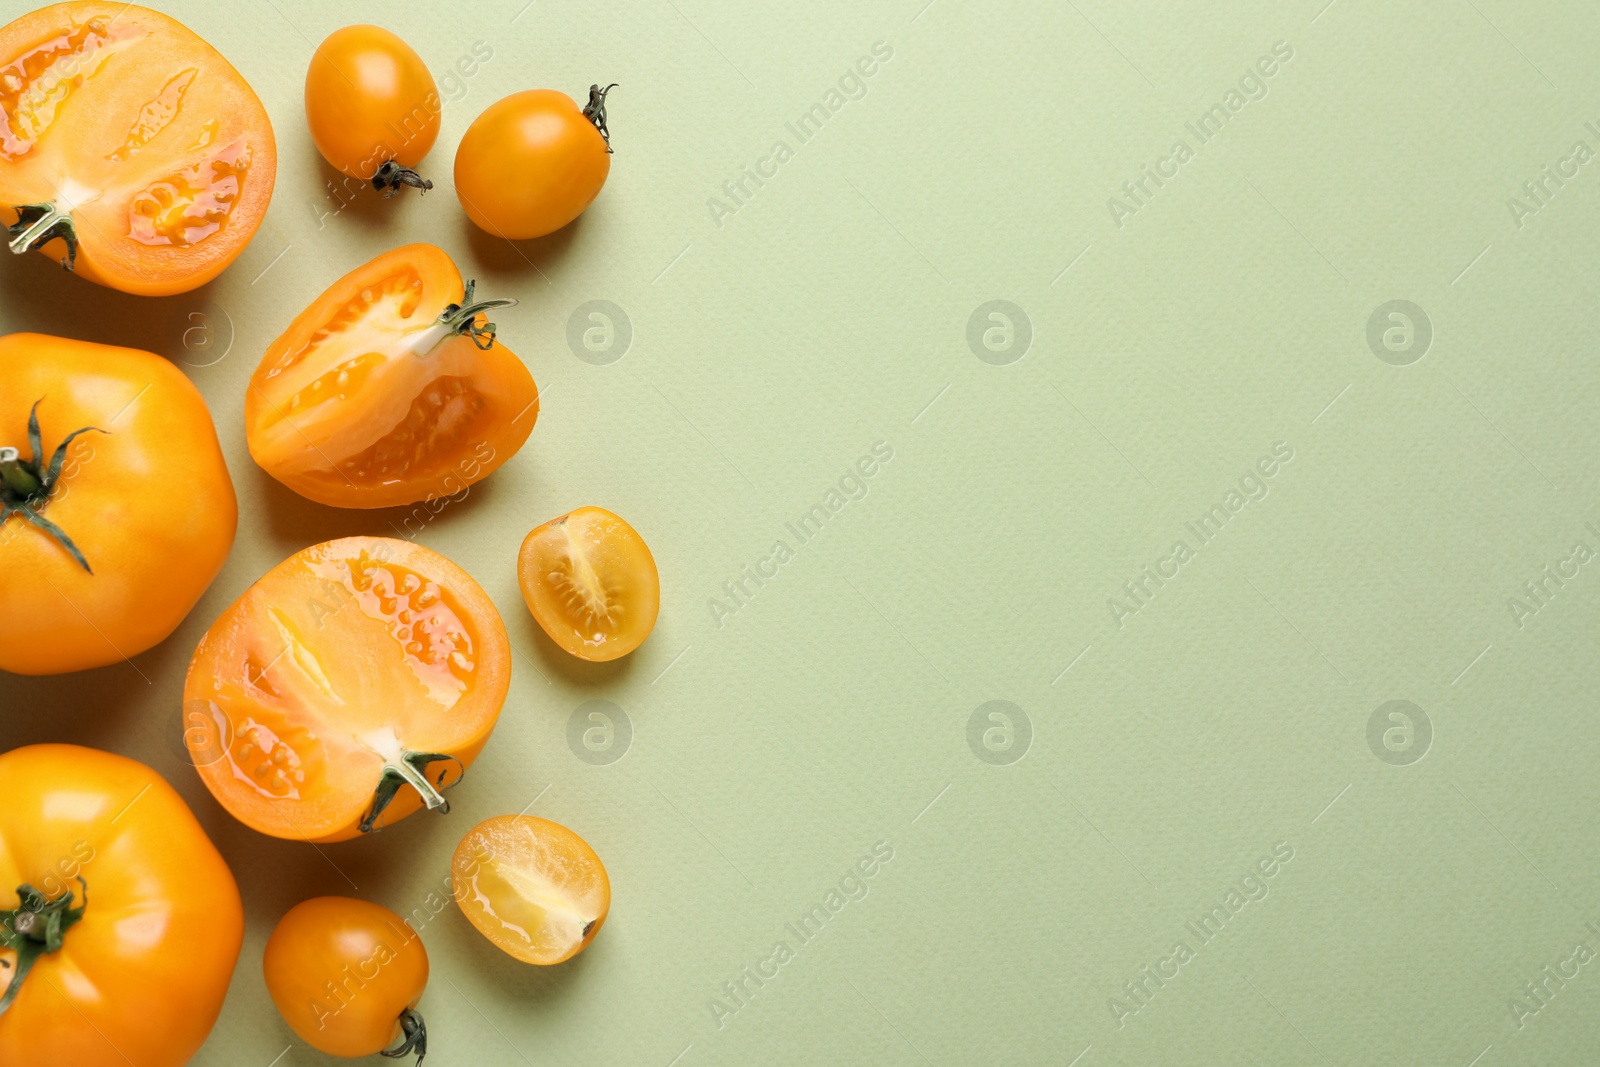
left=0, top=3, right=277, bottom=295
left=517, top=506, right=659, bottom=661
left=183, top=536, right=511, bottom=843
left=246, top=243, right=537, bottom=509
left=452, top=815, right=610, bottom=965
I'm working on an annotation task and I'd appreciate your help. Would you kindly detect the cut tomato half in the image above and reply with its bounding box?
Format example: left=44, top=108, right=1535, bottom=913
left=517, top=506, right=660, bottom=661
left=182, top=537, right=511, bottom=844
left=0, top=3, right=277, bottom=295
left=246, top=243, right=538, bottom=509
left=452, top=815, right=610, bottom=965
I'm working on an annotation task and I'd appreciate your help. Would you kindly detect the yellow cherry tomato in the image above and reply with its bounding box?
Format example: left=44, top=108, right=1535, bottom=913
left=264, top=897, right=429, bottom=1062
left=306, top=25, right=439, bottom=195
left=517, top=506, right=659, bottom=661
left=454, top=85, right=615, bottom=239
left=453, top=815, right=610, bottom=965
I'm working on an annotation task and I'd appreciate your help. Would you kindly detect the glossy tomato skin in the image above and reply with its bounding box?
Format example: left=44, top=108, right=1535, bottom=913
left=517, top=506, right=659, bottom=661
left=245, top=243, right=538, bottom=509
left=0, top=333, right=236, bottom=676
left=453, top=815, right=611, bottom=965
left=0, top=744, right=244, bottom=1067
left=265, top=897, right=429, bottom=1058
left=455, top=89, right=611, bottom=239
left=306, top=25, right=439, bottom=179
left=184, top=536, right=511, bottom=843
left=0, top=3, right=277, bottom=295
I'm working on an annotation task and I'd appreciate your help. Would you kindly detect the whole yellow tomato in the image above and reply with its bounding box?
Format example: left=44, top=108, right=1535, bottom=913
left=455, top=85, right=616, bottom=239
left=305, top=25, right=439, bottom=195
left=264, top=897, right=429, bottom=1061
left=0, top=744, right=244, bottom=1067
left=0, top=333, right=236, bottom=675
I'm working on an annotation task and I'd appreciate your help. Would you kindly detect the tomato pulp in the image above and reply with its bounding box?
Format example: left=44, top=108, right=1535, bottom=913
left=246, top=243, right=538, bottom=509
left=0, top=3, right=277, bottom=295
left=518, top=506, right=660, bottom=661
left=184, top=537, right=511, bottom=843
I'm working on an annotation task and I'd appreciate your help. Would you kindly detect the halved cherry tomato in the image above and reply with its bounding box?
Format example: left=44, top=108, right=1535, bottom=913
left=264, top=896, right=429, bottom=1063
left=245, top=243, right=538, bottom=509
left=0, top=332, right=236, bottom=676
left=306, top=25, right=438, bottom=196
left=517, top=506, right=659, bottom=661
left=454, top=85, right=614, bottom=240
left=0, top=3, right=277, bottom=295
left=452, top=815, right=610, bottom=965
left=0, top=744, right=244, bottom=1067
left=183, top=536, right=511, bottom=843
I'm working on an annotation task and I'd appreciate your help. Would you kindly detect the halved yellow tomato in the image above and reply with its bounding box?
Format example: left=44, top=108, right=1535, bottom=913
left=452, top=815, right=610, bottom=965
left=182, top=536, right=511, bottom=843
left=0, top=3, right=277, bottom=295
left=517, top=506, right=659, bottom=661
left=245, top=243, right=537, bottom=509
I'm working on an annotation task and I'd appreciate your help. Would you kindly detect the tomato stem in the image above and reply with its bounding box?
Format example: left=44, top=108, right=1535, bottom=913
left=0, top=400, right=105, bottom=574
left=437, top=280, right=516, bottom=351
left=6, top=202, right=78, bottom=271
left=359, top=753, right=462, bottom=834
left=372, top=160, right=434, bottom=198
left=582, top=83, right=618, bottom=153
left=380, top=1006, right=428, bottom=1064
left=0, top=448, right=40, bottom=498
left=0, top=878, right=87, bottom=1019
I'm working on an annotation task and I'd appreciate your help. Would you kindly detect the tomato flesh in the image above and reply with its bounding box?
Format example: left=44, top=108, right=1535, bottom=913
left=453, top=815, right=611, bottom=965
left=246, top=243, right=538, bottom=509
left=0, top=3, right=277, bottom=295
left=517, top=506, right=660, bottom=661
left=184, top=537, right=511, bottom=843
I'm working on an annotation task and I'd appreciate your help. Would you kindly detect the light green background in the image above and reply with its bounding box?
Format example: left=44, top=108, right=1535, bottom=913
left=4, top=0, right=1600, bottom=1064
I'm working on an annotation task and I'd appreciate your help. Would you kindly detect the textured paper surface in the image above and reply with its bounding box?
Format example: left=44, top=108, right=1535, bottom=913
left=3, top=0, right=1600, bottom=1064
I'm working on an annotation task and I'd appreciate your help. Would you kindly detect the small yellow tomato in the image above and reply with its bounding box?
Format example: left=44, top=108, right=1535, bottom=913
left=264, top=897, right=429, bottom=1062
left=455, top=85, right=615, bottom=239
left=453, top=815, right=611, bottom=965
left=306, top=25, right=439, bottom=195
left=517, top=506, right=659, bottom=661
